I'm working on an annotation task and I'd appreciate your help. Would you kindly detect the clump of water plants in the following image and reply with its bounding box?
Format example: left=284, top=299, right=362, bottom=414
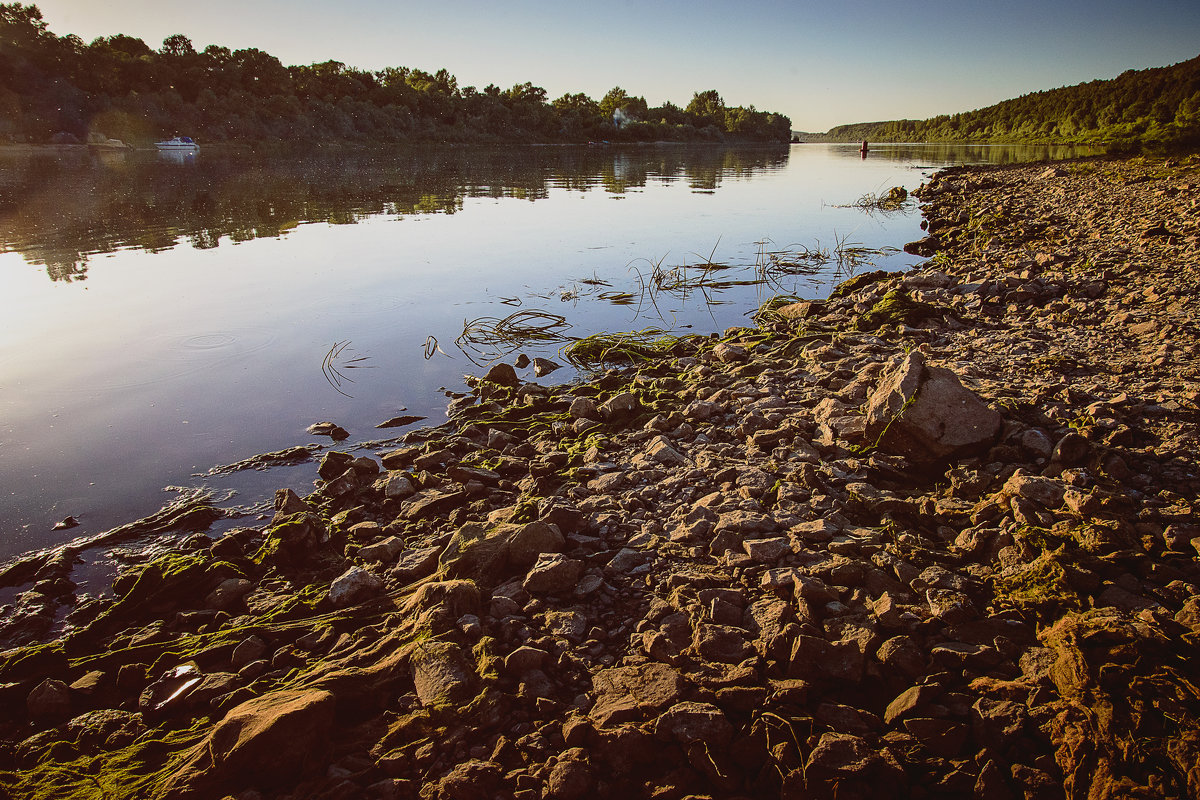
left=456, top=310, right=572, bottom=363
left=839, top=186, right=911, bottom=214
left=563, top=329, right=686, bottom=368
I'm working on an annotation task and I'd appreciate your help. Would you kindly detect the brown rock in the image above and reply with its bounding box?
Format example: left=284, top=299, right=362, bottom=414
left=806, top=731, right=881, bottom=775
left=410, top=641, right=477, bottom=706
left=692, top=623, right=752, bottom=663
left=546, top=748, right=594, bottom=799
left=590, top=663, right=683, bottom=727
left=903, top=717, right=968, bottom=758
left=159, top=689, right=335, bottom=798
left=523, top=553, right=584, bottom=595
left=876, top=636, right=927, bottom=679
left=430, top=759, right=502, bottom=800
left=654, top=701, right=734, bottom=746
left=506, top=521, right=565, bottom=567
left=26, top=678, right=71, bottom=721
left=483, top=363, right=520, bottom=386
left=864, top=351, right=1001, bottom=463
left=884, top=684, right=938, bottom=725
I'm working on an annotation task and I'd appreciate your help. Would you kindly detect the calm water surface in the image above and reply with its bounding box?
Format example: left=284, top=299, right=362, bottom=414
left=0, top=142, right=1097, bottom=563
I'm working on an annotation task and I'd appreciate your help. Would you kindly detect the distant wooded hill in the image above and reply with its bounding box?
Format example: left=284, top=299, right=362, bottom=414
left=0, top=4, right=791, bottom=145
left=817, top=55, right=1200, bottom=150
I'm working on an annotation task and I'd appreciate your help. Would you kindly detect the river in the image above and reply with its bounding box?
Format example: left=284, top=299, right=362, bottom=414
left=0, top=141, right=1098, bottom=571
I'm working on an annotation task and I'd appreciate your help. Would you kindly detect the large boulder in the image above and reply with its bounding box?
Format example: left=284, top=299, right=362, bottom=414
left=864, top=352, right=1001, bottom=463
left=158, top=689, right=335, bottom=798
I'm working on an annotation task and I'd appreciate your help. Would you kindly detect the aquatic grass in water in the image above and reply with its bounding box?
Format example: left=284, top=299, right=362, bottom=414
left=838, top=186, right=912, bottom=215
left=453, top=231, right=904, bottom=368
left=456, top=310, right=573, bottom=364
left=322, top=340, right=374, bottom=398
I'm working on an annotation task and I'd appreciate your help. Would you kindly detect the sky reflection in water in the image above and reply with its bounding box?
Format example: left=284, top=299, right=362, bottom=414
left=0, top=142, right=1099, bottom=559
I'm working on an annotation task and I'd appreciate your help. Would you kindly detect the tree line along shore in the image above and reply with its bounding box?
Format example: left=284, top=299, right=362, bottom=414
left=812, top=54, right=1200, bottom=152
left=0, top=4, right=790, bottom=146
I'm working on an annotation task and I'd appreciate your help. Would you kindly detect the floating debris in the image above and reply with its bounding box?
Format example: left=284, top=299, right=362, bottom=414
left=376, top=415, right=426, bottom=429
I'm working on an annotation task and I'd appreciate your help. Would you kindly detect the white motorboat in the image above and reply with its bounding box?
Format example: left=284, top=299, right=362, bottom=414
left=155, top=136, right=199, bottom=152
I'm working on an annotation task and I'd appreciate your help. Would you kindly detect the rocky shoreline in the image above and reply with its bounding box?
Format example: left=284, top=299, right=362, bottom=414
left=1, top=154, right=1198, bottom=800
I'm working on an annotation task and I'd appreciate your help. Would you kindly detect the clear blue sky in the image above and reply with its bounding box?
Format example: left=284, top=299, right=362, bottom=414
left=30, top=0, right=1200, bottom=131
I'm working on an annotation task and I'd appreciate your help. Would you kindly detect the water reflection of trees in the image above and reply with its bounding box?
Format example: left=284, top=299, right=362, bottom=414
left=0, top=144, right=789, bottom=281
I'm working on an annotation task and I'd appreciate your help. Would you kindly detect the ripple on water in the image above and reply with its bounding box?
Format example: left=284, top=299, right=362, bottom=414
left=91, top=326, right=281, bottom=391
left=177, top=332, right=239, bottom=350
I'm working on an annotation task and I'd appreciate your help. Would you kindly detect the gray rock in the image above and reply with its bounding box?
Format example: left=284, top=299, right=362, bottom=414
left=358, top=536, right=406, bottom=564
left=328, top=566, right=383, bottom=607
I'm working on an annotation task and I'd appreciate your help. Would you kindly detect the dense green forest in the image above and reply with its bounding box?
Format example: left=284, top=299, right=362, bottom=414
left=818, top=55, right=1200, bottom=150
left=0, top=4, right=791, bottom=145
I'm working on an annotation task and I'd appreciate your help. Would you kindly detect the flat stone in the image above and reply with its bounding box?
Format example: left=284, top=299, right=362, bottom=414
left=654, top=701, right=733, bottom=746
left=884, top=684, right=938, bottom=725
left=504, top=646, right=549, bottom=676
left=806, top=731, right=880, bottom=775
left=523, top=553, right=584, bottom=595
left=590, top=663, right=683, bottom=727
left=390, top=545, right=442, bottom=583
left=743, top=537, right=789, bottom=563
left=159, top=689, right=336, bottom=795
